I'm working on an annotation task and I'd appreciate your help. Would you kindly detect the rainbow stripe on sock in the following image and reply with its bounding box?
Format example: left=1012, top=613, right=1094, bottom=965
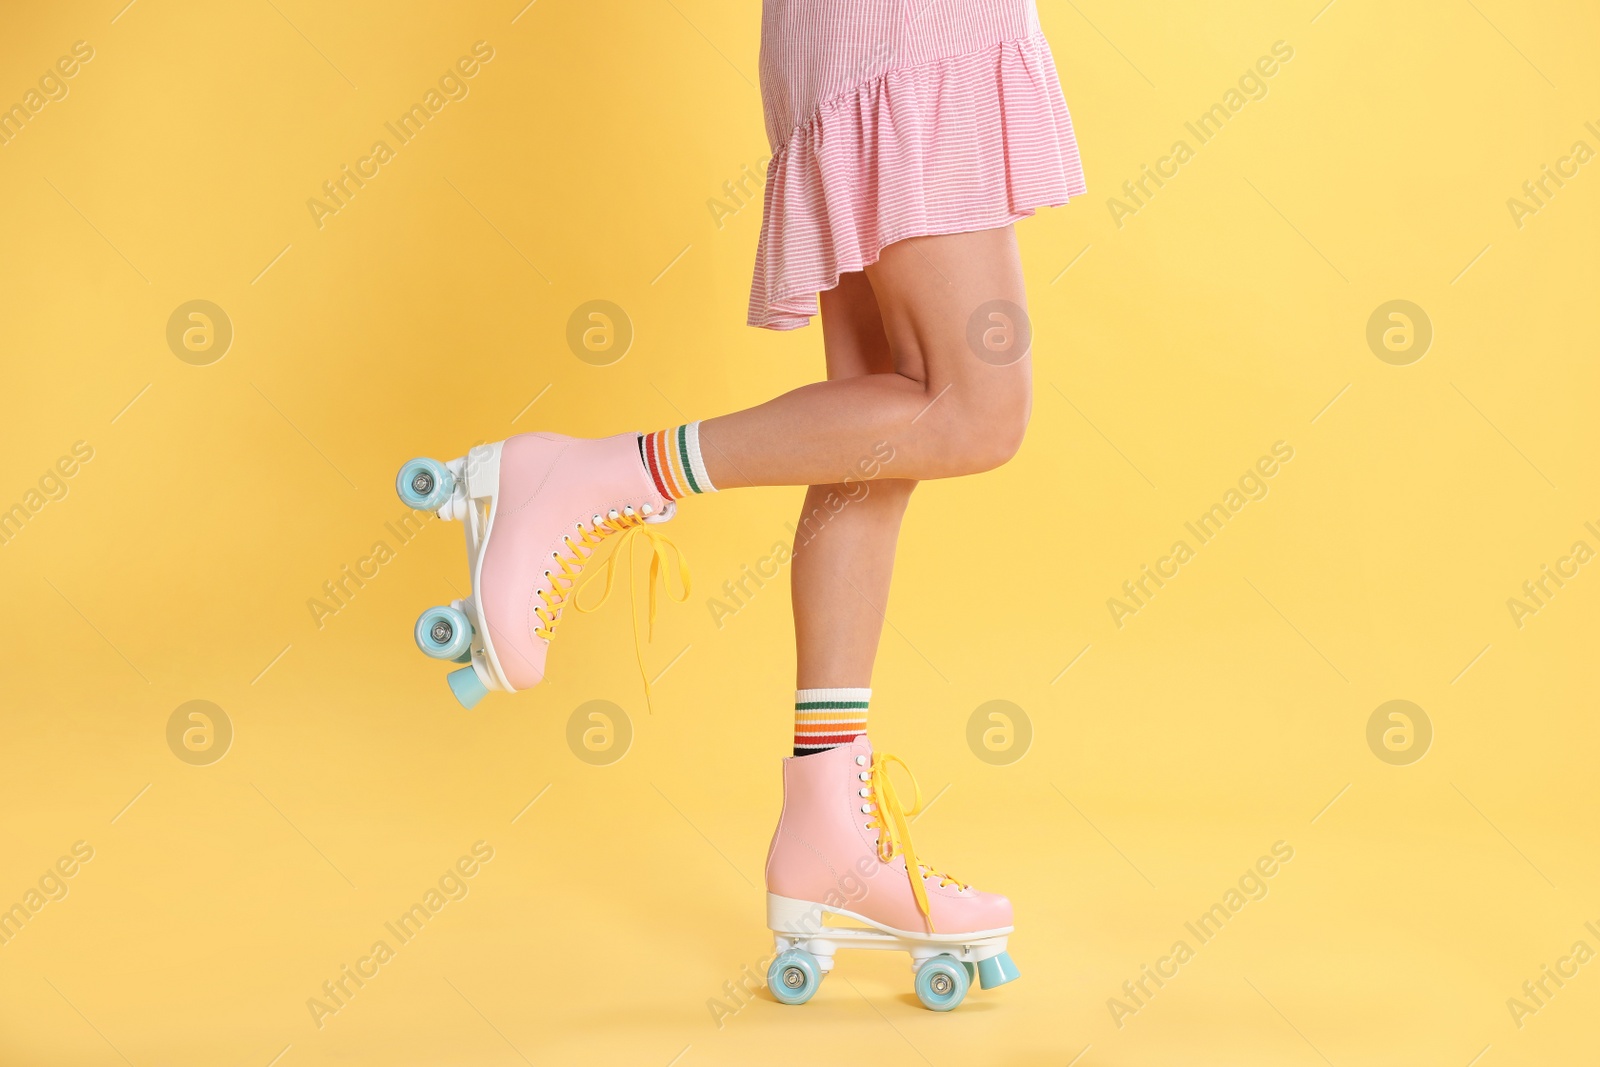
left=640, top=422, right=715, bottom=500
left=793, top=688, right=870, bottom=757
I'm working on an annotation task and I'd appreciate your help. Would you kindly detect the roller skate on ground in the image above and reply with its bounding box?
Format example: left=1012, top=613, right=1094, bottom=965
left=764, top=738, right=1019, bottom=1011
left=395, top=432, right=688, bottom=709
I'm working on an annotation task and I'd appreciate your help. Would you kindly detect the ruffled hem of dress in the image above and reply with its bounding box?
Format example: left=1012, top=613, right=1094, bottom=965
left=748, top=30, right=1087, bottom=331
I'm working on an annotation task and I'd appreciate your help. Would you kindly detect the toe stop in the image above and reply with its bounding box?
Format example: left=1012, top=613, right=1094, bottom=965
left=447, top=666, right=489, bottom=709
left=977, top=951, right=1020, bottom=990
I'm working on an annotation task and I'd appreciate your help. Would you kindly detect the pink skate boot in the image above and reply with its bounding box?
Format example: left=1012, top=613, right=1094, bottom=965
left=763, top=737, right=1019, bottom=1010
left=396, top=433, right=688, bottom=709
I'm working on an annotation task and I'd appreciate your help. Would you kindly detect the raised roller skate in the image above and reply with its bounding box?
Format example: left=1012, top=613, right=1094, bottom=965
left=395, top=432, right=688, bottom=709
left=764, top=738, right=1019, bottom=1011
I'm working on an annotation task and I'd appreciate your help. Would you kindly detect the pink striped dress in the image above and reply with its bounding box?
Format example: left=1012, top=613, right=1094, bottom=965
left=749, top=0, right=1087, bottom=330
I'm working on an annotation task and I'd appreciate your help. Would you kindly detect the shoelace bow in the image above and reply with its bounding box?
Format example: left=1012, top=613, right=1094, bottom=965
left=865, top=753, right=969, bottom=933
left=534, top=509, right=688, bottom=711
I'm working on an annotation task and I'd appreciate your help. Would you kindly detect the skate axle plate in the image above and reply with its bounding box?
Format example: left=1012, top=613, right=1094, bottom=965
left=765, top=892, right=1020, bottom=1008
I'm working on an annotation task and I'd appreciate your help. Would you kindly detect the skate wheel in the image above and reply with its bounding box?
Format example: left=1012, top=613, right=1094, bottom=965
left=961, top=960, right=977, bottom=984
left=914, top=955, right=969, bottom=1011
left=767, top=948, right=821, bottom=1005
left=415, top=606, right=473, bottom=661
left=447, top=666, right=489, bottom=710
left=976, top=950, right=1020, bottom=990
left=396, top=457, right=454, bottom=511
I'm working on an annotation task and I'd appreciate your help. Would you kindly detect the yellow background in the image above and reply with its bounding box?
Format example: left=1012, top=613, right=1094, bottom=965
left=2, top=1, right=1597, bottom=1064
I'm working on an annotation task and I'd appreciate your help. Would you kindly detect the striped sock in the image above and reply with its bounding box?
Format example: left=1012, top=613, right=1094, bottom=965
left=638, top=422, right=716, bottom=501
left=793, top=688, right=870, bottom=757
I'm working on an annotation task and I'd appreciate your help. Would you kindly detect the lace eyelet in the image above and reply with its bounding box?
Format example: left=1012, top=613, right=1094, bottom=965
left=858, top=788, right=869, bottom=798
left=860, top=804, right=871, bottom=814
left=854, top=755, right=866, bottom=766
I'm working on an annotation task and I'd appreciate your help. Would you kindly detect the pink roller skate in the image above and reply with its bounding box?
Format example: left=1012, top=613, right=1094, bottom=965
left=395, top=433, right=688, bottom=709
left=764, top=738, right=1019, bottom=1010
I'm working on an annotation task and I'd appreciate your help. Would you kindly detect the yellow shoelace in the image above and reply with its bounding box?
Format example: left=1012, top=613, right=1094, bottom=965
left=533, top=510, right=650, bottom=639
left=866, top=753, right=969, bottom=933
left=565, top=516, right=690, bottom=711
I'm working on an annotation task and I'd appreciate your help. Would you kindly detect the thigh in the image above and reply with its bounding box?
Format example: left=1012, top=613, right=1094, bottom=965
left=815, top=270, right=915, bottom=494
left=864, top=225, right=1031, bottom=390
left=819, top=270, right=894, bottom=380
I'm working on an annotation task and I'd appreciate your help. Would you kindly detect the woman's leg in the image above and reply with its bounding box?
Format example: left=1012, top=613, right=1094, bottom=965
left=755, top=232, right=1025, bottom=951
left=697, top=225, right=1031, bottom=489
left=791, top=271, right=918, bottom=693
left=437, top=224, right=1031, bottom=701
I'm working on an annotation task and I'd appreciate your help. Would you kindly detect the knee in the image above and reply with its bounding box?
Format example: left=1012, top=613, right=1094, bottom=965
left=862, top=477, right=918, bottom=510
left=944, top=378, right=1031, bottom=475
left=803, top=477, right=916, bottom=521
left=982, top=396, right=1031, bottom=470
left=830, top=476, right=917, bottom=520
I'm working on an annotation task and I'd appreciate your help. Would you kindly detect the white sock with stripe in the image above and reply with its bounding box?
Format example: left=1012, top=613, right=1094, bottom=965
left=793, top=688, right=870, bottom=757
left=639, top=422, right=717, bottom=500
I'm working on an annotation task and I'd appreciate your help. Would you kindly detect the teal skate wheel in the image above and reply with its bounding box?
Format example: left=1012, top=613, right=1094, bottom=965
left=976, top=950, right=1020, bottom=990
left=415, top=606, right=472, bottom=661
left=396, top=457, right=453, bottom=511
left=446, top=666, right=489, bottom=710
left=961, top=960, right=977, bottom=984
left=914, top=955, right=969, bottom=1011
left=767, top=949, right=821, bottom=1005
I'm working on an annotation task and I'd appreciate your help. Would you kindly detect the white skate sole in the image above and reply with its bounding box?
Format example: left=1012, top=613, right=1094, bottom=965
left=765, top=892, right=1019, bottom=1009
left=441, top=442, right=515, bottom=701
left=396, top=442, right=516, bottom=708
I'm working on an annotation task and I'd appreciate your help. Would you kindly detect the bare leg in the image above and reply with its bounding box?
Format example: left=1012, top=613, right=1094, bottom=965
left=791, top=272, right=918, bottom=689
left=698, top=225, right=1032, bottom=489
